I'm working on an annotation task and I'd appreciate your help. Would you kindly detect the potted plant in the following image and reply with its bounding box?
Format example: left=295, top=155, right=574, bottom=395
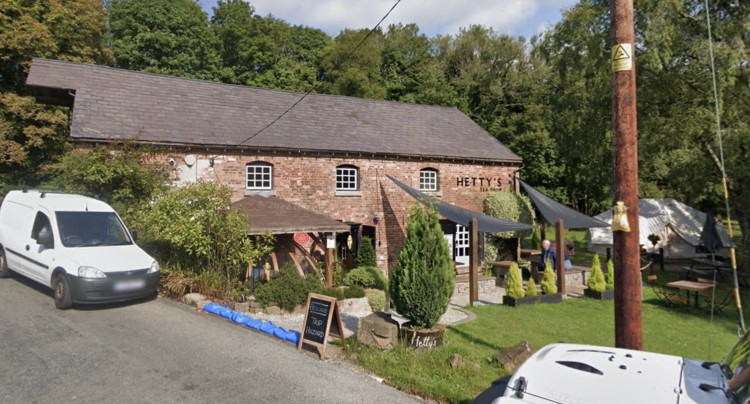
left=540, top=258, right=563, bottom=303
left=525, top=276, right=538, bottom=298
left=503, top=262, right=537, bottom=306
left=390, top=204, right=454, bottom=349
left=584, top=255, right=613, bottom=300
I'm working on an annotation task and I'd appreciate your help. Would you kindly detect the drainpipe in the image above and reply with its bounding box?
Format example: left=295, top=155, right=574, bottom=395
left=511, top=164, right=524, bottom=194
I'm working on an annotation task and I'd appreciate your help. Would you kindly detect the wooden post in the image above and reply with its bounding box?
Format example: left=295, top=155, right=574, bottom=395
left=540, top=222, right=546, bottom=241
left=555, top=219, right=565, bottom=295
left=469, top=217, right=479, bottom=306
left=325, top=247, right=334, bottom=288
left=611, top=0, right=642, bottom=350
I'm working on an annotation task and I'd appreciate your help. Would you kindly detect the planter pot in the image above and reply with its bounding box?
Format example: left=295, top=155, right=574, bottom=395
left=401, top=325, right=445, bottom=349
left=584, top=289, right=614, bottom=301
left=503, top=295, right=539, bottom=307
left=539, top=293, right=563, bottom=304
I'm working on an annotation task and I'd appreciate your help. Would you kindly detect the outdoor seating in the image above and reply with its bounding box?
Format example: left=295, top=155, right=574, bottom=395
left=696, top=278, right=733, bottom=315
left=647, top=275, right=687, bottom=307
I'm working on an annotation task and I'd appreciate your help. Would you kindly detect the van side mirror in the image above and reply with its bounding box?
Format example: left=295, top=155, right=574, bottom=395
left=131, top=231, right=138, bottom=242
left=37, top=230, right=53, bottom=249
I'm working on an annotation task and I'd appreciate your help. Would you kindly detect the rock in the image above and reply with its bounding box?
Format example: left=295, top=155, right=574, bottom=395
left=249, top=301, right=262, bottom=309
left=266, top=306, right=281, bottom=316
left=235, top=302, right=250, bottom=313
left=339, top=297, right=372, bottom=314
left=497, top=341, right=535, bottom=373
left=184, top=293, right=207, bottom=307
left=357, top=312, right=400, bottom=351
left=450, top=354, right=480, bottom=371
left=402, top=325, right=445, bottom=349
left=197, top=300, right=211, bottom=310
left=292, top=305, right=306, bottom=315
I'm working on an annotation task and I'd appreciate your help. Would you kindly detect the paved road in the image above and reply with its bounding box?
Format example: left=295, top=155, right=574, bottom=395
left=0, top=273, right=422, bottom=404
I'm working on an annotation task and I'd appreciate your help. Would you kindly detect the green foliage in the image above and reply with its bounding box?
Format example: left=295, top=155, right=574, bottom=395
left=483, top=192, right=535, bottom=238
left=255, top=264, right=323, bottom=309
left=504, top=262, right=524, bottom=299
left=317, top=287, right=345, bottom=301
left=367, top=290, right=386, bottom=311
left=389, top=204, right=455, bottom=329
left=541, top=259, right=557, bottom=295
left=530, top=228, right=541, bottom=250
left=587, top=255, right=606, bottom=293
left=605, top=259, right=615, bottom=291
left=483, top=235, right=499, bottom=263
left=139, top=180, right=274, bottom=298
left=344, top=285, right=366, bottom=299
left=525, top=276, right=537, bottom=297
left=343, top=266, right=387, bottom=290
left=356, top=236, right=377, bottom=267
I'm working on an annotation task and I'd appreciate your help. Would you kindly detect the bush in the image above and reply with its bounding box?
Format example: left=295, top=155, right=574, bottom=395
left=541, top=259, right=557, bottom=294
left=483, top=191, right=536, bottom=238
left=356, top=236, right=377, bottom=267
left=318, top=287, right=346, bottom=301
left=525, top=276, right=537, bottom=297
left=344, top=285, right=366, bottom=299
left=389, top=204, right=455, bottom=329
left=505, top=262, right=525, bottom=299
left=483, top=235, right=499, bottom=263
left=254, top=264, right=323, bottom=309
left=343, top=266, right=387, bottom=290
left=606, top=259, right=615, bottom=291
left=367, top=290, right=386, bottom=311
left=587, top=255, right=606, bottom=293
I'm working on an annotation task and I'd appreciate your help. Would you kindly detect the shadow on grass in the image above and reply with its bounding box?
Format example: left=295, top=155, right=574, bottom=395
left=450, top=325, right=506, bottom=352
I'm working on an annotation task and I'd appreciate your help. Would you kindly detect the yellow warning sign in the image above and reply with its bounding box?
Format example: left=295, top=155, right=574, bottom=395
left=611, top=43, right=632, bottom=72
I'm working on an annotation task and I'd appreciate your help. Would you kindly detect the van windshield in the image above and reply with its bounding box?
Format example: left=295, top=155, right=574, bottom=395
left=56, top=211, right=133, bottom=247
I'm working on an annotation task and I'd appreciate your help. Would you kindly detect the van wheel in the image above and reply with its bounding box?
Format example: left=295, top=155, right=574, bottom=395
left=53, top=273, right=73, bottom=310
left=0, top=250, right=10, bottom=278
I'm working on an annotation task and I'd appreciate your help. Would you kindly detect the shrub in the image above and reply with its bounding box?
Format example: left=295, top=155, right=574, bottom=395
left=389, top=204, right=455, bottom=329
left=344, top=285, right=366, bottom=299
left=318, top=287, right=346, bottom=301
left=356, top=236, right=377, bottom=267
left=525, top=276, right=537, bottom=297
left=541, top=259, right=557, bottom=294
left=254, top=264, right=323, bottom=309
left=587, top=255, right=606, bottom=293
left=505, top=262, right=525, bottom=299
left=367, top=290, right=386, bottom=311
left=605, top=258, right=615, bottom=291
left=530, top=228, right=541, bottom=249
left=343, top=266, right=387, bottom=290
left=483, top=235, right=499, bottom=263
left=483, top=191, right=536, bottom=238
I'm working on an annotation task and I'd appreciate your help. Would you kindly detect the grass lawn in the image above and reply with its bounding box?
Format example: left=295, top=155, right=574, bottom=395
left=345, top=270, right=749, bottom=403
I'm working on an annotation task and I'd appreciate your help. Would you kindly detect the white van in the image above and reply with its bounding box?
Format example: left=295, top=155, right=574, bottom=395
left=0, top=190, right=159, bottom=309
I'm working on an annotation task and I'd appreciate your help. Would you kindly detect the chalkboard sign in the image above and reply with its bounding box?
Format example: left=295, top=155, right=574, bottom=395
left=298, top=293, right=343, bottom=359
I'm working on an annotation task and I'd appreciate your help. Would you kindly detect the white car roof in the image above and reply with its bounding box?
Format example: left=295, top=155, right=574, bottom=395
left=4, top=190, right=114, bottom=213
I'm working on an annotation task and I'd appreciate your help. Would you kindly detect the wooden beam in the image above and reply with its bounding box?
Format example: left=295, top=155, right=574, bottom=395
left=469, top=217, right=479, bottom=305
left=270, top=251, right=279, bottom=273
left=288, top=251, right=305, bottom=277
left=556, top=219, right=565, bottom=295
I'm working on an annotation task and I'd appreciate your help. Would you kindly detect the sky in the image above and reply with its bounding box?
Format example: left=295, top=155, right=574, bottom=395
left=197, top=0, right=579, bottom=40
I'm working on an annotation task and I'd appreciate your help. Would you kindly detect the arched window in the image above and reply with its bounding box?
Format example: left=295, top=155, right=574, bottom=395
left=246, top=162, right=273, bottom=190
left=419, top=168, right=438, bottom=191
left=336, top=165, right=358, bottom=191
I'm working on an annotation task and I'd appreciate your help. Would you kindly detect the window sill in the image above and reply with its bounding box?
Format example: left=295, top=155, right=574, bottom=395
left=335, top=190, right=362, bottom=197
left=245, top=189, right=276, bottom=197
left=421, top=190, right=442, bottom=197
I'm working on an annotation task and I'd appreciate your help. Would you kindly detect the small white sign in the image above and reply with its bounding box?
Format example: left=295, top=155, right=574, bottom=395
left=326, top=235, right=335, bottom=249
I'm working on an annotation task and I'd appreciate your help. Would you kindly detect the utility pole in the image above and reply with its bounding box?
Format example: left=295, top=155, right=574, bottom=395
left=611, top=0, right=642, bottom=350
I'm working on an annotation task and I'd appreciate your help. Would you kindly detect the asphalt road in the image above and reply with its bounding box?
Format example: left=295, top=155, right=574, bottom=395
left=0, top=273, right=423, bottom=404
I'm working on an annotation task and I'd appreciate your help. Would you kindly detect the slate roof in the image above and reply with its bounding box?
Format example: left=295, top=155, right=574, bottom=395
left=232, top=195, right=351, bottom=235
left=26, top=58, right=521, bottom=163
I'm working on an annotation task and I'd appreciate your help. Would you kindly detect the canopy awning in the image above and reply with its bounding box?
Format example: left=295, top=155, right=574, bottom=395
left=388, top=175, right=535, bottom=233
left=232, top=195, right=351, bottom=235
left=520, top=180, right=608, bottom=229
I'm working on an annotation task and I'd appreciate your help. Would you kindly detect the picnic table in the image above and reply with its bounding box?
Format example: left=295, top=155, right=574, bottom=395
left=520, top=248, right=541, bottom=258
left=666, top=280, right=715, bottom=310
left=683, top=258, right=750, bottom=287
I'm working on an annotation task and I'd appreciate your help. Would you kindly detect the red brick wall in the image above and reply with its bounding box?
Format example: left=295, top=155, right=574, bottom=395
left=157, top=151, right=519, bottom=273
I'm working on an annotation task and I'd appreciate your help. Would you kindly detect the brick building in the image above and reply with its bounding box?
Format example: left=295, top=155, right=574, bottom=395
left=26, top=59, right=522, bottom=275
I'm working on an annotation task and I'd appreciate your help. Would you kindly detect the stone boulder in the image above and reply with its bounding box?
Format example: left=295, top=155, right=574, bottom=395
left=184, top=293, right=207, bottom=308
left=357, top=312, right=399, bottom=350
left=450, top=354, right=480, bottom=371
left=497, top=341, right=535, bottom=374
left=339, top=297, right=372, bottom=314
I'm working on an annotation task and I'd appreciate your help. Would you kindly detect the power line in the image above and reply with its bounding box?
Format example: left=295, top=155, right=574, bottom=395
left=239, top=0, right=403, bottom=146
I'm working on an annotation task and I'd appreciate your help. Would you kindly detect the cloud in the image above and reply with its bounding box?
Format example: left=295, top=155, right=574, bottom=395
left=243, top=0, right=578, bottom=39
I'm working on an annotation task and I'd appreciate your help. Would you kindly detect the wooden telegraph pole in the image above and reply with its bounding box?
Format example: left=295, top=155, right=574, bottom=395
left=611, top=0, right=642, bottom=350
left=469, top=217, right=479, bottom=306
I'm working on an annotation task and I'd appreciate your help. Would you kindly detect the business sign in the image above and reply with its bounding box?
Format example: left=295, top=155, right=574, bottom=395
left=298, top=293, right=343, bottom=359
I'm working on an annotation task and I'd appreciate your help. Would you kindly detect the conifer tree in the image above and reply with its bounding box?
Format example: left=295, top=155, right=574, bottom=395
left=355, top=236, right=377, bottom=267
left=505, top=262, right=525, bottom=299
left=541, top=258, right=557, bottom=294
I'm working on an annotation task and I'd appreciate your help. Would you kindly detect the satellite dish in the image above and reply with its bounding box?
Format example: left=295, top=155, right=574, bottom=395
left=184, top=155, right=196, bottom=166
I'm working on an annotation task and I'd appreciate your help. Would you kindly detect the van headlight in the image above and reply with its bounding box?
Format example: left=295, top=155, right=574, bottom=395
left=78, top=266, right=106, bottom=278
left=148, top=261, right=160, bottom=274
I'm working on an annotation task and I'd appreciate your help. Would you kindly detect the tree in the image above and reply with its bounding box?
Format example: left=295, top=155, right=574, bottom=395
left=108, top=0, right=221, bottom=80
left=320, top=29, right=387, bottom=99
left=541, top=259, right=557, bottom=295
left=355, top=236, right=377, bottom=267
left=389, top=204, right=454, bottom=329
left=504, top=262, right=525, bottom=299
left=587, top=254, right=606, bottom=293
left=0, top=0, right=112, bottom=187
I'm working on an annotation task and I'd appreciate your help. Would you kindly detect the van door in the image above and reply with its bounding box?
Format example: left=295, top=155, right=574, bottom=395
left=0, top=200, right=34, bottom=274
left=24, top=212, right=55, bottom=283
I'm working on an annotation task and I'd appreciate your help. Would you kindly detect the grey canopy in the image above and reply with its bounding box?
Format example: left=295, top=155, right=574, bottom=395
left=519, top=180, right=608, bottom=229
left=388, top=175, right=535, bottom=233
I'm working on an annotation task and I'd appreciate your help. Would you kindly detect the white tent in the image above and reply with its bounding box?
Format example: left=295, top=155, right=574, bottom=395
left=587, top=198, right=732, bottom=258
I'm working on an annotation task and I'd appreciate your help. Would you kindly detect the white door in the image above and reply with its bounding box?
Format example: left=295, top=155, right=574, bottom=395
left=443, top=234, right=454, bottom=260
left=455, top=225, right=469, bottom=266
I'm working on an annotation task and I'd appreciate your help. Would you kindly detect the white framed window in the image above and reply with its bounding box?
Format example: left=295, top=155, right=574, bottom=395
left=336, top=165, right=358, bottom=191
left=420, top=168, right=438, bottom=191
left=246, top=162, right=272, bottom=190
left=455, top=224, right=469, bottom=265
